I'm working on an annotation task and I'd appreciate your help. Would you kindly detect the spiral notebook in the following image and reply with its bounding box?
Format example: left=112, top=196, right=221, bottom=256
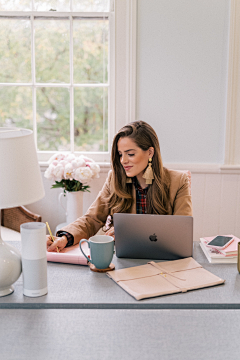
left=46, top=242, right=89, bottom=265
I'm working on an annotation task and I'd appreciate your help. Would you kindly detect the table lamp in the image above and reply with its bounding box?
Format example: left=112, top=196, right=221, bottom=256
left=0, top=128, right=45, bottom=297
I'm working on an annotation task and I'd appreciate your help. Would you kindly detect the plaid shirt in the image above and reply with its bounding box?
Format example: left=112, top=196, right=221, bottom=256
left=132, top=177, right=148, bottom=214
left=58, top=177, right=149, bottom=245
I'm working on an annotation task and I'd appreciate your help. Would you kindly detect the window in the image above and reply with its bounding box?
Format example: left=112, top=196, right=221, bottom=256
left=0, top=0, right=114, bottom=162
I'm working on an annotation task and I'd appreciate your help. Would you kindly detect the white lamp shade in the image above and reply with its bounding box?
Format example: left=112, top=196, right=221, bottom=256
left=0, top=128, right=45, bottom=208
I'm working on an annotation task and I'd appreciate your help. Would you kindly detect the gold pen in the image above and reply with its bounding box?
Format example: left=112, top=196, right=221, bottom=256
left=46, top=222, right=59, bottom=253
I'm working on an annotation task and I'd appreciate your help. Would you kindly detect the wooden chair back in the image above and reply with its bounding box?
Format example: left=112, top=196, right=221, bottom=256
left=1, top=206, right=42, bottom=232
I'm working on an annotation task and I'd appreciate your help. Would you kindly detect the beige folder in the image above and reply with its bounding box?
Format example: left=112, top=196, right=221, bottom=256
left=107, top=257, right=225, bottom=300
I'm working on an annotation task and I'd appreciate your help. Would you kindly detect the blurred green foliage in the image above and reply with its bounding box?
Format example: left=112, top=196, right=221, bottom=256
left=0, top=14, right=108, bottom=152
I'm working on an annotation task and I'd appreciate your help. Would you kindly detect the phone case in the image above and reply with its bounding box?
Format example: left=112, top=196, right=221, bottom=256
left=206, top=236, right=234, bottom=250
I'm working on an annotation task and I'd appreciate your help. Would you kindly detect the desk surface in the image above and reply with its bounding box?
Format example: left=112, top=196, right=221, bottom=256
left=1, top=308, right=240, bottom=360
left=1, top=241, right=239, bottom=309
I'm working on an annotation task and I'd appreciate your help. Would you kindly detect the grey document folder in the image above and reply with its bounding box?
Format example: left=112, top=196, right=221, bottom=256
left=113, top=214, right=193, bottom=260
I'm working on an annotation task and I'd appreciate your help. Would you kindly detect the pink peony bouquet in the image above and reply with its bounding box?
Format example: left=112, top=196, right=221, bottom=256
left=44, top=153, right=100, bottom=193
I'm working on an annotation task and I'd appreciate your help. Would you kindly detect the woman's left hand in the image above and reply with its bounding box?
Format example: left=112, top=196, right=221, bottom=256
left=105, top=226, right=115, bottom=240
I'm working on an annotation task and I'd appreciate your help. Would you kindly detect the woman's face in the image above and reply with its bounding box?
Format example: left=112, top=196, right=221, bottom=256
left=117, top=137, right=154, bottom=178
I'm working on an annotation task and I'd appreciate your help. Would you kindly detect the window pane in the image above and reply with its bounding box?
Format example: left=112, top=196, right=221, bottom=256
left=73, top=0, right=109, bottom=12
left=0, top=86, right=32, bottom=129
left=0, top=19, right=31, bottom=83
left=34, top=0, right=70, bottom=12
left=36, top=87, right=70, bottom=151
left=35, top=19, right=69, bottom=83
left=74, top=87, right=108, bottom=152
left=0, top=0, right=31, bottom=11
left=73, top=18, right=108, bottom=84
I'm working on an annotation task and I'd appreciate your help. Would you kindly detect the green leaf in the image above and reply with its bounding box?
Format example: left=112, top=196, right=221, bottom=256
left=51, top=179, right=91, bottom=193
left=51, top=182, right=64, bottom=189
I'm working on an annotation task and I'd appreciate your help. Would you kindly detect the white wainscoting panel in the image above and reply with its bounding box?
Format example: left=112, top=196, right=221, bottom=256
left=190, top=171, right=240, bottom=240
left=219, top=175, right=239, bottom=235
left=236, top=178, right=240, bottom=237
left=190, top=174, right=206, bottom=241
left=203, top=174, right=222, bottom=237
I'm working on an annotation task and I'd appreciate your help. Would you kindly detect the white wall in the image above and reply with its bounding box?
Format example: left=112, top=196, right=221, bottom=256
left=136, top=0, right=230, bottom=163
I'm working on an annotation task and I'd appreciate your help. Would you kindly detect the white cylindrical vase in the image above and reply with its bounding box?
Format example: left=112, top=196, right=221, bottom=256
left=66, top=191, right=84, bottom=224
left=20, top=222, right=48, bottom=297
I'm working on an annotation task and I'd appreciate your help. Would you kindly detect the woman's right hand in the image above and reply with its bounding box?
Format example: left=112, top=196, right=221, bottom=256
left=105, top=226, right=115, bottom=240
left=46, top=235, right=68, bottom=252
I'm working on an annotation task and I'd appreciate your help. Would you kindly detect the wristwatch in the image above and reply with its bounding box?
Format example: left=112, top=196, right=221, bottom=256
left=56, top=231, right=74, bottom=247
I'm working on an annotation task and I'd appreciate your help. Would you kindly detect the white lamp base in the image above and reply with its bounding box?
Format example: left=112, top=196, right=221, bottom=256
left=0, top=236, right=22, bottom=298
left=0, top=286, right=14, bottom=297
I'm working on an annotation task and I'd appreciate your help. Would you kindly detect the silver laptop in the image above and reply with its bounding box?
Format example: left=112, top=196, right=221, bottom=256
left=113, top=213, right=193, bottom=260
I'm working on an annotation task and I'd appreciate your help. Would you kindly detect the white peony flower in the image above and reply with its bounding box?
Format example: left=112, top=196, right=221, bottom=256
left=76, top=156, right=86, bottom=167
left=71, top=160, right=79, bottom=169
left=87, top=162, right=100, bottom=178
left=59, top=160, right=67, bottom=166
left=65, top=154, right=76, bottom=162
left=82, top=155, right=93, bottom=163
left=53, top=164, right=65, bottom=181
left=48, top=153, right=66, bottom=164
left=74, top=167, right=93, bottom=183
left=44, top=164, right=56, bottom=180
left=64, top=163, right=74, bottom=179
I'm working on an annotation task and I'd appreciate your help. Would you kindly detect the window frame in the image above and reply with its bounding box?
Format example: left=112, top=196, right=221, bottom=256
left=0, top=4, right=116, bottom=163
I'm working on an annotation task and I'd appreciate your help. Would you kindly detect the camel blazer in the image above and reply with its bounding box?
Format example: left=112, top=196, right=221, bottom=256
left=60, top=169, right=193, bottom=245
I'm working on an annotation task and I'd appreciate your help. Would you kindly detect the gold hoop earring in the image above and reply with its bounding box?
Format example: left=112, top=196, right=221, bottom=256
left=142, top=158, right=154, bottom=184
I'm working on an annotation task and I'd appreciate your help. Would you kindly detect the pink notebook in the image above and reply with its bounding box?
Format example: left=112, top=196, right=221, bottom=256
left=46, top=242, right=89, bottom=265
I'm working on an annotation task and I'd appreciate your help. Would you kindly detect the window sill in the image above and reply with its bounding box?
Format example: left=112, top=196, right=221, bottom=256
left=39, top=161, right=111, bottom=173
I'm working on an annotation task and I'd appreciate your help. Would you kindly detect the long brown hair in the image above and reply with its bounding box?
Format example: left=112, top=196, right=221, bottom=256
left=108, top=120, right=171, bottom=215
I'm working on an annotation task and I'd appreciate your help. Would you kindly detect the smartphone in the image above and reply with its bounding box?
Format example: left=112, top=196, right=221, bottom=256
left=206, top=235, right=234, bottom=249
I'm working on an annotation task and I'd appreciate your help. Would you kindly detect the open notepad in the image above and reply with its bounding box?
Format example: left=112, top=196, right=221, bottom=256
left=46, top=242, right=89, bottom=265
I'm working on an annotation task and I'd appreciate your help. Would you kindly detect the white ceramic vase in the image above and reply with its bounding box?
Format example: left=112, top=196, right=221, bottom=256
left=59, top=190, right=84, bottom=225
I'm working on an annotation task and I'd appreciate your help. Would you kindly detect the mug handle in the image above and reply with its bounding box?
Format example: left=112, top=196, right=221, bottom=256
left=79, top=239, right=92, bottom=264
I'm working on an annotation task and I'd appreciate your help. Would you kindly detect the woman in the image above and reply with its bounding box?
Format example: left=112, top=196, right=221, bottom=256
left=47, top=120, right=192, bottom=252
